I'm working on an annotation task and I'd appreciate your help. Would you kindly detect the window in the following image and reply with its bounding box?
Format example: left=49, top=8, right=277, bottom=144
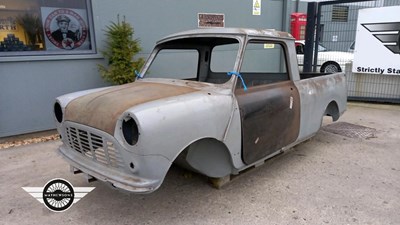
left=143, top=37, right=239, bottom=83
left=299, top=25, right=306, bottom=40
left=349, top=41, right=355, bottom=52
left=145, top=49, right=199, bottom=80
left=240, top=41, right=289, bottom=87
left=0, top=0, right=95, bottom=56
left=295, top=43, right=304, bottom=54
left=318, top=43, right=328, bottom=52
left=332, top=6, right=349, bottom=22
left=318, top=24, right=325, bottom=42
left=241, top=42, right=287, bottom=74
left=210, top=43, right=239, bottom=72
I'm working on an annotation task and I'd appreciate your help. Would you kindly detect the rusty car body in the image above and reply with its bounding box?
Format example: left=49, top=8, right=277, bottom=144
left=54, top=28, right=347, bottom=193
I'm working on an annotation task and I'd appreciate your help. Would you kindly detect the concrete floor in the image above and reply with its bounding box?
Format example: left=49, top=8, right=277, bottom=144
left=1, top=102, right=399, bottom=225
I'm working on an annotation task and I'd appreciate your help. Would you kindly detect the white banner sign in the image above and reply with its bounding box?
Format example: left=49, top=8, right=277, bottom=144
left=352, top=6, right=400, bottom=75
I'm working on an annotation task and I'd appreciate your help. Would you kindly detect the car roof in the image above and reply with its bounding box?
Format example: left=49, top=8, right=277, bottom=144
left=157, top=28, right=294, bottom=44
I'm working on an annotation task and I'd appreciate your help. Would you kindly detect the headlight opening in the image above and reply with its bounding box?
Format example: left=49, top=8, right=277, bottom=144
left=122, top=117, right=139, bottom=146
left=54, top=102, right=63, bottom=123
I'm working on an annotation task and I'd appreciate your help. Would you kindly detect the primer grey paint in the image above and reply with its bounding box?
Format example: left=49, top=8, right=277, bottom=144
left=55, top=29, right=347, bottom=193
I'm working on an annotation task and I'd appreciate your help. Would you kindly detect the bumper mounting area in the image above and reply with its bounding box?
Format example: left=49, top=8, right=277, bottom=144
left=58, top=145, right=160, bottom=193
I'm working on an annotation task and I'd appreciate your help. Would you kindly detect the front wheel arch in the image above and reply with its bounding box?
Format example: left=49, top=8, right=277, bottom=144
left=174, top=138, right=233, bottom=178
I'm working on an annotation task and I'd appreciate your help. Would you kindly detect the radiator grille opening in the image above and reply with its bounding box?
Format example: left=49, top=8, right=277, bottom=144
left=65, top=126, right=124, bottom=168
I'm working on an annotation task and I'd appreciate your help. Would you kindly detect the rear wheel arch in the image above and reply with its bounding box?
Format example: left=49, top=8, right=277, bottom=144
left=324, top=101, right=340, bottom=121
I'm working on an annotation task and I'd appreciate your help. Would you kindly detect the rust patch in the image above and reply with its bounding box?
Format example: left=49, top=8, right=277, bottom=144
left=65, top=82, right=196, bottom=135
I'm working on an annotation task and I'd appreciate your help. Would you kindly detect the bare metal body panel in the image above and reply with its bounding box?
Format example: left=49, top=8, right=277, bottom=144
left=54, top=28, right=347, bottom=193
left=295, top=73, right=347, bottom=141
left=65, top=82, right=196, bottom=135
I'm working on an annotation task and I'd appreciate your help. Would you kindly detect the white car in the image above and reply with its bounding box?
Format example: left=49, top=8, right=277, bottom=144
left=295, top=40, right=353, bottom=73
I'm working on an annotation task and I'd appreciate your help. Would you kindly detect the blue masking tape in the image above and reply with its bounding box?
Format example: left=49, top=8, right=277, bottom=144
left=135, top=70, right=142, bottom=79
left=227, top=71, right=247, bottom=91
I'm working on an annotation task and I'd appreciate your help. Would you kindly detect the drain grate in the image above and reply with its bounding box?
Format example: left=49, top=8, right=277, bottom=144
left=322, top=122, right=377, bottom=139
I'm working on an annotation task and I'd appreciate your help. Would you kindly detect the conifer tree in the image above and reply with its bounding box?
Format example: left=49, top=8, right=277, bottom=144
left=98, top=16, right=144, bottom=84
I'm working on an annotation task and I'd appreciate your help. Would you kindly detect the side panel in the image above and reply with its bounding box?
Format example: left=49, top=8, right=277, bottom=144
left=295, top=73, right=347, bottom=141
left=120, top=91, right=234, bottom=161
left=236, top=81, right=300, bottom=165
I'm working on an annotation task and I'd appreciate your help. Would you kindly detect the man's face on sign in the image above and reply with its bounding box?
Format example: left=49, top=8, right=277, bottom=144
left=58, top=21, right=69, bottom=33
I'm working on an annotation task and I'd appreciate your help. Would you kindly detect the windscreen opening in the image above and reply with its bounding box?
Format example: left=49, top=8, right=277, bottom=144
left=143, top=37, right=240, bottom=84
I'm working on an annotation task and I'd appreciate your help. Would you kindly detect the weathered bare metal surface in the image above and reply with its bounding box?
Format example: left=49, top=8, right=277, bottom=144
left=54, top=28, right=347, bottom=193
left=294, top=73, right=347, bottom=141
left=64, top=82, right=196, bottom=135
left=157, top=28, right=294, bottom=45
left=58, top=121, right=171, bottom=193
left=322, top=122, right=377, bottom=139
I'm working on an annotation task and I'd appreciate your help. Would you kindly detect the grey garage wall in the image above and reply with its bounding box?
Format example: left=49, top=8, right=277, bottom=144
left=0, top=0, right=292, bottom=138
left=0, top=59, right=107, bottom=137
